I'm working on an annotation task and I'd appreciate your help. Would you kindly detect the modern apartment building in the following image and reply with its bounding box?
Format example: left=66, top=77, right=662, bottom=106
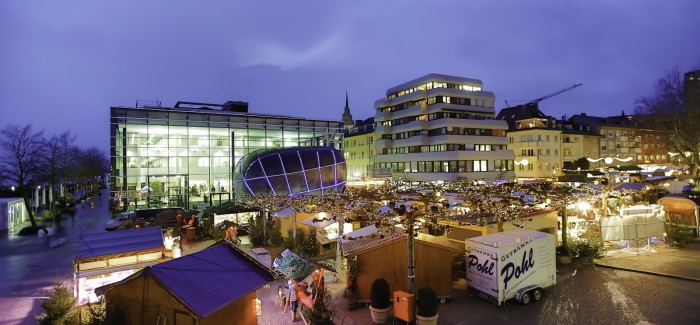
left=373, top=74, right=515, bottom=182
left=110, top=101, right=343, bottom=210
left=343, top=118, right=375, bottom=181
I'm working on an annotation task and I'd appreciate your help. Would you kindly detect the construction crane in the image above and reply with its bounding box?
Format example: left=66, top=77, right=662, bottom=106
left=504, top=83, right=582, bottom=108
left=526, top=83, right=582, bottom=106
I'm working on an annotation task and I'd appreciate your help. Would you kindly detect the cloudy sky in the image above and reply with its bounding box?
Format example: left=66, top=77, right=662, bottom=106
left=1, top=0, right=699, bottom=149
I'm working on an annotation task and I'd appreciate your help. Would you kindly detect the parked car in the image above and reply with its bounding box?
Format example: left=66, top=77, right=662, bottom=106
left=105, top=212, right=135, bottom=231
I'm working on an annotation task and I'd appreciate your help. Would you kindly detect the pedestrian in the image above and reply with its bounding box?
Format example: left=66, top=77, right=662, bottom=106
left=289, top=278, right=300, bottom=322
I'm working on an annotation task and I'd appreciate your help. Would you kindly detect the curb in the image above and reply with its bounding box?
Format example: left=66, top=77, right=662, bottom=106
left=593, top=261, right=700, bottom=283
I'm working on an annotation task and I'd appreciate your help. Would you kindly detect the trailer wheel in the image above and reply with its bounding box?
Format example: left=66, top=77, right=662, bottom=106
left=533, top=288, right=543, bottom=302
left=520, top=291, right=532, bottom=305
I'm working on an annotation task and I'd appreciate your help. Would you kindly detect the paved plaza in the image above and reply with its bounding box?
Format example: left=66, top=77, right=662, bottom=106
left=2, top=190, right=700, bottom=324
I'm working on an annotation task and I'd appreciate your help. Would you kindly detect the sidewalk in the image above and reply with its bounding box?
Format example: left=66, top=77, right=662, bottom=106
left=594, top=238, right=700, bottom=282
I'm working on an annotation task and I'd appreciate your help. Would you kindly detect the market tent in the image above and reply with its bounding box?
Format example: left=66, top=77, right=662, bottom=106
left=645, top=175, right=676, bottom=183
left=614, top=183, right=648, bottom=192
left=273, top=206, right=294, bottom=219
left=276, top=250, right=319, bottom=282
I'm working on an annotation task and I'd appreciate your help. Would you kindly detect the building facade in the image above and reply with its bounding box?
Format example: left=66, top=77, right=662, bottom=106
left=110, top=101, right=343, bottom=210
left=686, top=70, right=700, bottom=112
left=343, top=118, right=375, bottom=181
left=498, top=105, right=601, bottom=181
left=373, top=74, right=515, bottom=182
left=569, top=113, right=670, bottom=170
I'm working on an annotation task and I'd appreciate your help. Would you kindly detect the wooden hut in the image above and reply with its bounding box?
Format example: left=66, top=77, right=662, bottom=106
left=97, top=243, right=276, bottom=325
left=658, top=194, right=700, bottom=236
left=74, top=227, right=165, bottom=305
left=342, top=230, right=463, bottom=302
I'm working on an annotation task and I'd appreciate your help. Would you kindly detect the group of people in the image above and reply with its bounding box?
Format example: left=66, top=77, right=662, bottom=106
left=284, top=268, right=324, bottom=322
left=175, top=213, right=197, bottom=237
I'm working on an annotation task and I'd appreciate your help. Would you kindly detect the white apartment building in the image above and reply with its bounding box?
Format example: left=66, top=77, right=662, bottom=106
left=373, top=74, right=515, bottom=182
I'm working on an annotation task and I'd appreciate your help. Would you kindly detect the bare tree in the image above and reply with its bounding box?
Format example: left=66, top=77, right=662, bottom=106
left=39, top=131, right=75, bottom=223
left=0, top=124, right=46, bottom=227
left=74, top=146, right=109, bottom=195
left=635, top=67, right=700, bottom=176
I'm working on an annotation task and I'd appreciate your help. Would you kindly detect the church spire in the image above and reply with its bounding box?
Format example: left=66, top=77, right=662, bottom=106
left=342, top=90, right=354, bottom=129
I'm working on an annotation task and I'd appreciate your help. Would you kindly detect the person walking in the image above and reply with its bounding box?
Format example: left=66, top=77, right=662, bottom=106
left=288, top=278, right=300, bottom=322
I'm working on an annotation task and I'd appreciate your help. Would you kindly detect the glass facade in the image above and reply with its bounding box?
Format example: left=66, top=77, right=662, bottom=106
left=110, top=106, right=343, bottom=210
left=234, top=147, right=346, bottom=196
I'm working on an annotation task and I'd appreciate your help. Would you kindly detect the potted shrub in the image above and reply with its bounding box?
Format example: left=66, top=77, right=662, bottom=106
left=416, top=287, right=439, bottom=325
left=369, top=278, right=391, bottom=324
left=572, top=237, right=601, bottom=264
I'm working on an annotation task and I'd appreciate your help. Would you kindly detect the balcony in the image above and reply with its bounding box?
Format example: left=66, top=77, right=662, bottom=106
left=375, top=124, right=391, bottom=134
left=374, top=110, right=392, bottom=123
left=375, top=138, right=392, bottom=149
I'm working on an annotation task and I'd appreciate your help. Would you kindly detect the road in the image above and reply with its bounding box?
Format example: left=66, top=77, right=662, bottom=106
left=0, top=191, right=112, bottom=325
left=440, top=265, right=700, bottom=325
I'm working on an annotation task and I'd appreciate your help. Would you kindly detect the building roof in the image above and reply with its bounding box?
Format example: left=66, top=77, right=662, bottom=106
left=301, top=212, right=337, bottom=228
left=272, top=206, right=294, bottom=219
left=98, top=243, right=276, bottom=318
left=614, top=182, right=648, bottom=192
left=76, top=227, right=164, bottom=259
left=342, top=228, right=405, bottom=256
left=0, top=197, right=23, bottom=204
left=496, top=104, right=548, bottom=130
left=385, top=73, right=483, bottom=97
left=340, top=225, right=378, bottom=243
left=111, top=104, right=342, bottom=124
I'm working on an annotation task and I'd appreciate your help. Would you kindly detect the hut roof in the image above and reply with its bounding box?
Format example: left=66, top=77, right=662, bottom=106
left=76, top=227, right=163, bottom=259
left=97, top=243, right=276, bottom=318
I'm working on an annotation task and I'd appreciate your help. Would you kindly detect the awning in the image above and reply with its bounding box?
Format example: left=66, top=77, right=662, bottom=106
left=272, top=206, right=294, bottom=219
left=645, top=176, right=676, bottom=183
left=614, top=183, right=647, bottom=192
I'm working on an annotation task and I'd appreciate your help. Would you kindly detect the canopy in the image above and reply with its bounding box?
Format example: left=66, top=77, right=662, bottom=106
left=76, top=227, right=163, bottom=260
left=273, top=206, right=294, bottom=219
left=340, top=225, right=378, bottom=243
left=301, top=212, right=337, bottom=228
left=614, top=183, right=647, bottom=192
left=277, top=251, right=317, bottom=282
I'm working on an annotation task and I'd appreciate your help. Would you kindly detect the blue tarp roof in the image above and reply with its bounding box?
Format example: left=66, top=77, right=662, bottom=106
left=76, top=227, right=164, bottom=259
left=148, top=244, right=275, bottom=317
left=614, top=183, right=648, bottom=192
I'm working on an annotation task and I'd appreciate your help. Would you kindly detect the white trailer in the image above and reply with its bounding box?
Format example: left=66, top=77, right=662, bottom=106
left=465, top=229, right=556, bottom=305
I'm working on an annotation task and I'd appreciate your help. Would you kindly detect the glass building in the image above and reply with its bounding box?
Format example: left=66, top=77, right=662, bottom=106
left=110, top=101, right=343, bottom=210
left=234, top=146, right=346, bottom=196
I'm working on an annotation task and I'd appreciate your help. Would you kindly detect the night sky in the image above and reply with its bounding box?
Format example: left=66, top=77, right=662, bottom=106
left=1, top=0, right=699, bottom=149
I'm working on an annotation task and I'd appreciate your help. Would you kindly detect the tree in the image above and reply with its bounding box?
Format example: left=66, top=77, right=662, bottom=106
left=635, top=67, right=700, bottom=176
left=39, top=131, right=75, bottom=226
left=0, top=124, right=45, bottom=227
left=74, top=146, right=109, bottom=196
left=35, top=280, right=79, bottom=324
